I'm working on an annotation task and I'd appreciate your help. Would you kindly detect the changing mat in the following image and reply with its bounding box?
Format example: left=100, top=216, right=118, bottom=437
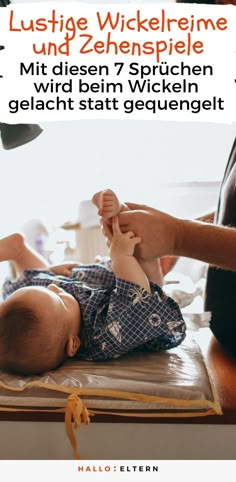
left=0, top=332, right=221, bottom=417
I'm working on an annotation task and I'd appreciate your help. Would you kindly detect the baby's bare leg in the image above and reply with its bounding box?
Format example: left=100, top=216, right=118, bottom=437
left=92, top=189, right=128, bottom=220
left=0, top=233, right=48, bottom=277
left=93, top=190, right=163, bottom=285
left=138, top=258, right=163, bottom=287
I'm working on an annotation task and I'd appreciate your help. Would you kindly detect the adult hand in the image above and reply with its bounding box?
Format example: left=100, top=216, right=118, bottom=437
left=118, top=203, right=181, bottom=260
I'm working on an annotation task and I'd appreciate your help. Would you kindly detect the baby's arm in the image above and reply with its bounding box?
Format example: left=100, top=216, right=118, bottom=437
left=93, top=189, right=163, bottom=287
left=107, top=217, right=151, bottom=293
left=46, top=262, right=80, bottom=276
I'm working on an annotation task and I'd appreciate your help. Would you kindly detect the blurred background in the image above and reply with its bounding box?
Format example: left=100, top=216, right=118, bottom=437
left=1, top=0, right=235, bottom=264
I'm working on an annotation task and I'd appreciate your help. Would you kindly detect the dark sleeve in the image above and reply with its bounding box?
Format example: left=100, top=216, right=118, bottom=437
left=71, top=261, right=115, bottom=290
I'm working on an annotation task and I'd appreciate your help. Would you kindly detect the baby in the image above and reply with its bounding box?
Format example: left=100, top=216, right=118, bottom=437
left=0, top=190, right=186, bottom=375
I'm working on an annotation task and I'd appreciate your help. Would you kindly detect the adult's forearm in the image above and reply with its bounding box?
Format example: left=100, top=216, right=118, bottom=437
left=176, top=220, right=236, bottom=270
left=119, top=203, right=236, bottom=270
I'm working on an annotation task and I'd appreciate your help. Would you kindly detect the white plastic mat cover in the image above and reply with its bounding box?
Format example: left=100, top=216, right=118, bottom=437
left=0, top=332, right=221, bottom=414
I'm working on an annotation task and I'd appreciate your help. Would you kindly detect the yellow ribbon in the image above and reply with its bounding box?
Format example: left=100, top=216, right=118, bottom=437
left=65, top=394, right=90, bottom=460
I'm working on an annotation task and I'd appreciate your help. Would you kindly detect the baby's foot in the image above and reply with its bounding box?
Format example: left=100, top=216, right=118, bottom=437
left=92, top=189, right=121, bottom=220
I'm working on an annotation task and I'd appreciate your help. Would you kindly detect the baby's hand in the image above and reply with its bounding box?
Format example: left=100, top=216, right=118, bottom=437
left=48, top=262, right=79, bottom=277
left=109, top=216, right=141, bottom=259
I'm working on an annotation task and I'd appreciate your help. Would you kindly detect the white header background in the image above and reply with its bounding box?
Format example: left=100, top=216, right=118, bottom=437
left=0, top=2, right=236, bottom=123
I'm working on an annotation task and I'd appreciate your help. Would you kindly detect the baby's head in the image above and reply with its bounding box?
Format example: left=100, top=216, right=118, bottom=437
left=0, top=284, right=81, bottom=375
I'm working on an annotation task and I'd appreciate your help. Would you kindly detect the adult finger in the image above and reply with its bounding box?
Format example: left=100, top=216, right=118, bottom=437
left=123, top=202, right=148, bottom=211
left=118, top=210, right=139, bottom=231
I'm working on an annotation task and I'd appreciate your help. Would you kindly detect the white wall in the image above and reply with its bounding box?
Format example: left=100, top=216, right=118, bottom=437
left=0, top=421, right=236, bottom=460
left=0, top=121, right=234, bottom=237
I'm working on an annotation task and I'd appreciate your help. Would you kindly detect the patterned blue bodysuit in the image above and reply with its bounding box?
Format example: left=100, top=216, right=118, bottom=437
left=2, top=259, right=186, bottom=360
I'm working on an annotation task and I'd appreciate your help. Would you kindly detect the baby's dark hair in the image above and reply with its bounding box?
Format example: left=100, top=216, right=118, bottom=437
left=0, top=300, right=67, bottom=375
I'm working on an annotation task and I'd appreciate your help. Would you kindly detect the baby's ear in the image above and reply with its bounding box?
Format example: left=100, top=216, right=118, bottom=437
left=66, top=335, right=81, bottom=357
